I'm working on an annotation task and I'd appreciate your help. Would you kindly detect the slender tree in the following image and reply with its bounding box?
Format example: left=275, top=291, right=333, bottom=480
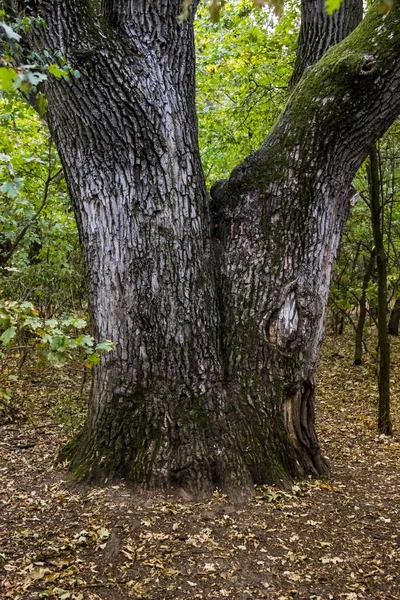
left=368, top=145, right=392, bottom=435
left=354, top=249, right=375, bottom=366
left=4, top=0, right=400, bottom=496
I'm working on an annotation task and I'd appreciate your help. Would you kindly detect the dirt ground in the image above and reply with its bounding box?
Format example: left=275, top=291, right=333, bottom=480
left=1, top=331, right=399, bottom=600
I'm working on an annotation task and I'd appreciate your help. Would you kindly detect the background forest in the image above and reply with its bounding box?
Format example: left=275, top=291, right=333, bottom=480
left=0, top=1, right=400, bottom=599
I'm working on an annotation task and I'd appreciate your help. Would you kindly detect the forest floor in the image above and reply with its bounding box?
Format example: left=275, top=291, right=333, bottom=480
left=0, top=330, right=400, bottom=600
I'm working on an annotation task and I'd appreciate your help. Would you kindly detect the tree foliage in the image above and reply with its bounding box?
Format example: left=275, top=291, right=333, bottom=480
left=0, top=93, right=84, bottom=315
left=196, top=0, right=299, bottom=182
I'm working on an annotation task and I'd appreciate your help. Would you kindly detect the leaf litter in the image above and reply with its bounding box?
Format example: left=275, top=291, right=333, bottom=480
left=0, top=330, right=399, bottom=599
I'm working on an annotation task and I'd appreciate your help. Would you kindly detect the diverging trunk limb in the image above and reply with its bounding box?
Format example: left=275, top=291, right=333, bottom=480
left=210, top=133, right=354, bottom=482
left=48, top=26, right=312, bottom=497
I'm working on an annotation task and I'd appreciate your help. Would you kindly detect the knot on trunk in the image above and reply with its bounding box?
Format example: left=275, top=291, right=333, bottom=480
left=267, top=291, right=299, bottom=348
left=359, top=55, right=377, bottom=76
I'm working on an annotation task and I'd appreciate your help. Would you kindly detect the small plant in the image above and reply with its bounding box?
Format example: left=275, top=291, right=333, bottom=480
left=0, top=299, right=113, bottom=422
left=0, top=298, right=114, bottom=367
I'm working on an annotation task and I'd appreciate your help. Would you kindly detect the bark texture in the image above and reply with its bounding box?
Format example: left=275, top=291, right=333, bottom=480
left=26, top=0, right=239, bottom=495
left=290, top=0, right=363, bottom=87
left=7, top=0, right=400, bottom=495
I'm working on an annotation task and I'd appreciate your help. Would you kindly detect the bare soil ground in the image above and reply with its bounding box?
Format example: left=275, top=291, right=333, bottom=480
left=1, top=331, right=400, bottom=600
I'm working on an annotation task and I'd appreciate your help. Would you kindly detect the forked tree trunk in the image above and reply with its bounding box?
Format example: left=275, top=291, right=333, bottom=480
left=290, top=0, right=363, bottom=87
left=9, top=0, right=400, bottom=495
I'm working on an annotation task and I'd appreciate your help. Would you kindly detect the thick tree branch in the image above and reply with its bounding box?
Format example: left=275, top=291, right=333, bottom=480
left=291, top=0, right=363, bottom=87
left=218, top=0, right=400, bottom=203
left=208, top=0, right=400, bottom=478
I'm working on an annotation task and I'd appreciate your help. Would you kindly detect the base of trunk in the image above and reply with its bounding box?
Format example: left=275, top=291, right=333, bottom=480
left=60, top=378, right=328, bottom=499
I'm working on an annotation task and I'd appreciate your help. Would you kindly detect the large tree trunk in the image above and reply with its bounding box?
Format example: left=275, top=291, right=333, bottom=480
left=31, top=1, right=243, bottom=496
left=8, top=0, right=400, bottom=495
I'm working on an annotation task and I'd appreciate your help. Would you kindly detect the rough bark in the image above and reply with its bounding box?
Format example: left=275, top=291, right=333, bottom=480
left=290, top=0, right=363, bottom=87
left=19, top=0, right=243, bottom=496
left=354, top=250, right=375, bottom=365
left=7, top=0, right=400, bottom=495
left=368, top=146, right=392, bottom=435
left=388, top=297, right=400, bottom=335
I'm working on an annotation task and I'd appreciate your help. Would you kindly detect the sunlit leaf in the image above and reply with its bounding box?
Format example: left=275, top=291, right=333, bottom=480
left=0, top=67, right=17, bottom=91
left=325, top=0, right=343, bottom=14
left=0, top=326, right=16, bottom=345
left=48, top=63, right=68, bottom=79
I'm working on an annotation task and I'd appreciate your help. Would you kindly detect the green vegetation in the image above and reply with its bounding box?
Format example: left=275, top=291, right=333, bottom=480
left=196, top=0, right=299, bottom=183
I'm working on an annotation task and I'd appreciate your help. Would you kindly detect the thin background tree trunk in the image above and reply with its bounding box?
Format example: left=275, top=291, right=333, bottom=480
left=368, top=145, right=392, bottom=435
left=354, top=250, right=375, bottom=365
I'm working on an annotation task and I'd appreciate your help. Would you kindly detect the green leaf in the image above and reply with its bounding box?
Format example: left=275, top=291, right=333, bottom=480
left=0, top=67, right=17, bottom=91
left=48, top=63, right=68, bottom=79
left=76, top=334, right=94, bottom=348
left=50, top=334, right=70, bottom=352
left=95, top=340, right=115, bottom=352
left=46, top=350, right=67, bottom=366
left=24, top=316, right=41, bottom=330
left=325, top=0, right=343, bottom=14
left=85, top=353, right=100, bottom=367
left=20, top=301, right=35, bottom=311
left=26, top=72, right=47, bottom=87
left=0, top=181, right=18, bottom=197
left=0, top=326, right=16, bottom=345
left=72, top=318, right=87, bottom=329
left=45, top=318, right=59, bottom=329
